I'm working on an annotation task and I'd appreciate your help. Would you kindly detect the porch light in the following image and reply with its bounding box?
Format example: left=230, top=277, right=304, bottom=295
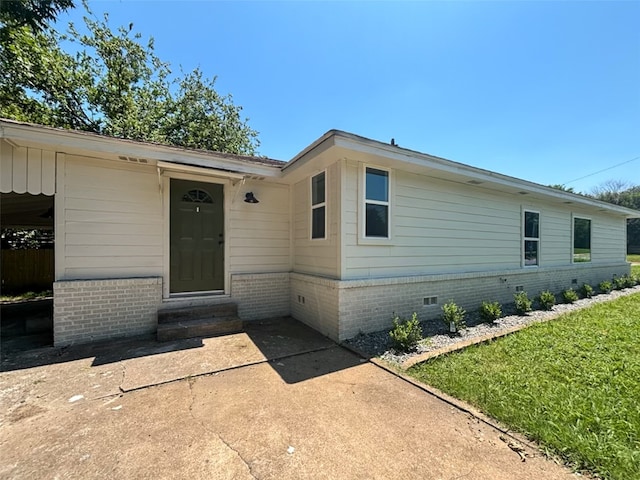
left=244, top=192, right=259, bottom=204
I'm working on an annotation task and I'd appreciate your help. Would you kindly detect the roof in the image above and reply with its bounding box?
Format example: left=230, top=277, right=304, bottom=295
left=2, top=118, right=638, bottom=218
left=285, top=129, right=640, bottom=218
left=0, top=118, right=285, bottom=176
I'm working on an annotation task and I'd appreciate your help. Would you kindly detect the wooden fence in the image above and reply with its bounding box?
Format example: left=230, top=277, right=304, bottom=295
left=1, top=249, right=54, bottom=293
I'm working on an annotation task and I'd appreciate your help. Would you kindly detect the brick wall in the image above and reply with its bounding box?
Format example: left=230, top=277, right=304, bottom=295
left=290, top=273, right=340, bottom=339
left=336, top=263, right=630, bottom=340
left=53, top=277, right=162, bottom=346
left=231, top=272, right=290, bottom=320
left=289, top=263, right=630, bottom=341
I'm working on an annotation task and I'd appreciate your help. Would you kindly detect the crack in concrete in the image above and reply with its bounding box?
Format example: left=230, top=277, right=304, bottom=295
left=118, top=361, right=126, bottom=394
left=448, top=469, right=473, bottom=480
left=186, top=377, right=258, bottom=480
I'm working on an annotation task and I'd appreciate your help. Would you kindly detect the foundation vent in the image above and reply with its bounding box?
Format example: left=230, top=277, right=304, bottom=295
left=515, top=285, right=524, bottom=292
left=423, top=296, right=438, bottom=306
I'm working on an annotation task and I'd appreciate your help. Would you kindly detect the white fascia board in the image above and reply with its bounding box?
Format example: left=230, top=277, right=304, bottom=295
left=333, top=134, right=640, bottom=218
left=156, top=161, right=246, bottom=182
left=0, top=121, right=283, bottom=178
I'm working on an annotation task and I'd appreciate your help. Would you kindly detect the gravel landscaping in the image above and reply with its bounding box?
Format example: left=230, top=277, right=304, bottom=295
left=344, top=285, right=640, bottom=365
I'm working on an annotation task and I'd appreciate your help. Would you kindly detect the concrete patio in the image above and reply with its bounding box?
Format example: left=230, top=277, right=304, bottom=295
left=0, top=317, right=577, bottom=479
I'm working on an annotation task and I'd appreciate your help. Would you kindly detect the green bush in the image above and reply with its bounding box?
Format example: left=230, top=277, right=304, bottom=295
left=562, top=288, right=579, bottom=304
left=613, top=276, right=626, bottom=290
left=599, top=280, right=613, bottom=294
left=389, top=313, right=423, bottom=352
left=538, top=290, right=556, bottom=310
left=581, top=283, right=594, bottom=298
left=624, top=275, right=636, bottom=288
left=514, top=291, right=532, bottom=315
left=479, top=301, right=502, bottom=322
left=441, top=301, right=466, bottom=332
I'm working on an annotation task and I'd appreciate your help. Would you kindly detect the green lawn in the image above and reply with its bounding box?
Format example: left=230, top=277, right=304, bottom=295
left=632, top=264, right=640, bottom=276
left=628, top=253, right=640, bottom=263
left=408, top=293, right=640, bottom=480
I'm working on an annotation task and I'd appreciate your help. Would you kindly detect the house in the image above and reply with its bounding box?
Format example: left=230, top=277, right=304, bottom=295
left=1, top=118, right=637, bottom=346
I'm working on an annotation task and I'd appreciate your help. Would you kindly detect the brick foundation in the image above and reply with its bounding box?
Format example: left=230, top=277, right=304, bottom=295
left=53, top=277, right=162, bottom=346
left=231, top=272, right=290, bottom=320
left=291, top=263, right=630, bottom=341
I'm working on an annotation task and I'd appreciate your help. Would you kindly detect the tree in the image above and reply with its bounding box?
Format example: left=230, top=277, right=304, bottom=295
left=548, top=184, right=575, bottom=193
left=0, top=0, right=74, bottom=33
left=590, top=180, right=640, bottom=254
left=0, top=4, right=259, bottom=155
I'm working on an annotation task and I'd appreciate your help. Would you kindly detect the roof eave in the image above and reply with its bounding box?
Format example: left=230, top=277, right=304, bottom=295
left=329, top=131, right=640, bottom=218
left=0, top=119, right=284, bottom=178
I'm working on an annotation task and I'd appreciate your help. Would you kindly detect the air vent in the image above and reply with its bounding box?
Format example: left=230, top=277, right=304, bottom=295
left=515, top=285, right=524, bottom=292
left=518, top=191, right=529, bottom=195
left=118, top=155, right=149, bottom=164
left=571, top=278, right=578, bottom=285
left=467, top=180, right=483, bottom=185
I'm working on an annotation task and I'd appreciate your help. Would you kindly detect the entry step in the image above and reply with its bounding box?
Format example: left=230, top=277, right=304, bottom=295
left=157, top=316, right=242, bottom=342
left=157, top=303, right=242, bottom=341
left=158, top=303, right=238, bottom=324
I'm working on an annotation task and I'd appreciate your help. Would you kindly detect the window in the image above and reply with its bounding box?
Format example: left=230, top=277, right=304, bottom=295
left=573, top=217, right=591, bottom=262
left=523, top=210, right=539, bottom=266
left=182, top=189, right=213, bottom=203
left=365, top=167, right=389, bottom=238
left=311, top=171, right=326, bottom=239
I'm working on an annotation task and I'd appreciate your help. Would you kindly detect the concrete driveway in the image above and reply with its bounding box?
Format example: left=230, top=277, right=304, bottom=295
left=0, top=317, right=576, bottom=479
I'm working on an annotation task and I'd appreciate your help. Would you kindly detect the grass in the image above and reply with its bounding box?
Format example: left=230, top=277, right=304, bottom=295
left=627, top=254, right=640, bottom=263
left=0, top=290, right=53, bottom=302
left=407, top=293, right=640, bottom=480
left=632, top=264, right=640, bottom=277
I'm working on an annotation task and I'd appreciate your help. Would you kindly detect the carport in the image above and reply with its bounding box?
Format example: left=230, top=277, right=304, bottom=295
left=1, top=140, right=56, bottom=351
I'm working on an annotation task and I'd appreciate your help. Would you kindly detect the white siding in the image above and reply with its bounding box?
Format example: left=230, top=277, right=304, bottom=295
left=292, top=162, right=339, bottom=278
left=227, top=180, right=290, bottom=274
left=60, top=155, right=163, bottom=279
left=342, top=162, right=629, bottom=279
left=0, top=140, right=56, bottom=195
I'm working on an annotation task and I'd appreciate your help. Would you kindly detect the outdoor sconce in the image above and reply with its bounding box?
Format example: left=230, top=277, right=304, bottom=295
left=244, top=192, right=259, bottom=204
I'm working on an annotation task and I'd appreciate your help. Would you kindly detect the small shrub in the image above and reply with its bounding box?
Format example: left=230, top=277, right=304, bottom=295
left=581, top=283, right=594, bottom=298
left=441, top=300, right=466, bottom=333
left=562, top=288, right=579, bottom=304
left=599, top=280, right=612, bottom=294
left=514, top=291, right=532, bottom=315
left=538, top=290, right=556, bottom=310
left=613, top=276, right=626, bottom=290
left=389, top=313, right=423, bottom=352
left=624, top=275, right=636, bottom=288
left=479, top=301, right=502, bottom=322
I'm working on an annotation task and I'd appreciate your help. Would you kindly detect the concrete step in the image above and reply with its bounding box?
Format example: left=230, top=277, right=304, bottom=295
left=157, top=316, right=242, bottom=342
left=157, top=303, right=237, bottom=325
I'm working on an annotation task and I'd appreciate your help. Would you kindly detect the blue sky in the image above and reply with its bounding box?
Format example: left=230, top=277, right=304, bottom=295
left=60, top=1, right=640, bottom=194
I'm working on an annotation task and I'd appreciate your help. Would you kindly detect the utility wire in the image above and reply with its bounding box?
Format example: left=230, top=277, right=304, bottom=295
left=564, top=155, right=640, bottom=185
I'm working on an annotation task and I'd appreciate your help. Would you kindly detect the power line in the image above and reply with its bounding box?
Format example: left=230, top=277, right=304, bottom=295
left=564, top=155, right=640, bottom=185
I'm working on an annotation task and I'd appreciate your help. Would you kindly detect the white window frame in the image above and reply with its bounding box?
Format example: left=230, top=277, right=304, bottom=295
left=310, top=170, right=327, bottom=240
left=360, top=164, right=393, bottom=244
left=572, top=215, right=592, bottom=264
left=522, top=209, right=540, bottom=267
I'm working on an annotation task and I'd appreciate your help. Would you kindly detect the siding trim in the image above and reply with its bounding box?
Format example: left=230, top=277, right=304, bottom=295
left=54, top=153, right=66, bottom=280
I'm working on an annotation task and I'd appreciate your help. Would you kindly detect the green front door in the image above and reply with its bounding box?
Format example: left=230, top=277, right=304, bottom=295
left=170, top=179, right=224, bottom=293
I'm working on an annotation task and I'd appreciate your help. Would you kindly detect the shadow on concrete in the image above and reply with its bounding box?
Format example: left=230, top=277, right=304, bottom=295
left=1, top=317, right=361, bottom=385
left=266, top=345, right=366, bottom=384
left=243, top=317, right=362, bottom=384
left=0, top=299, right=53, bottom=354
left=0, top=333, right=204, bottom=372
